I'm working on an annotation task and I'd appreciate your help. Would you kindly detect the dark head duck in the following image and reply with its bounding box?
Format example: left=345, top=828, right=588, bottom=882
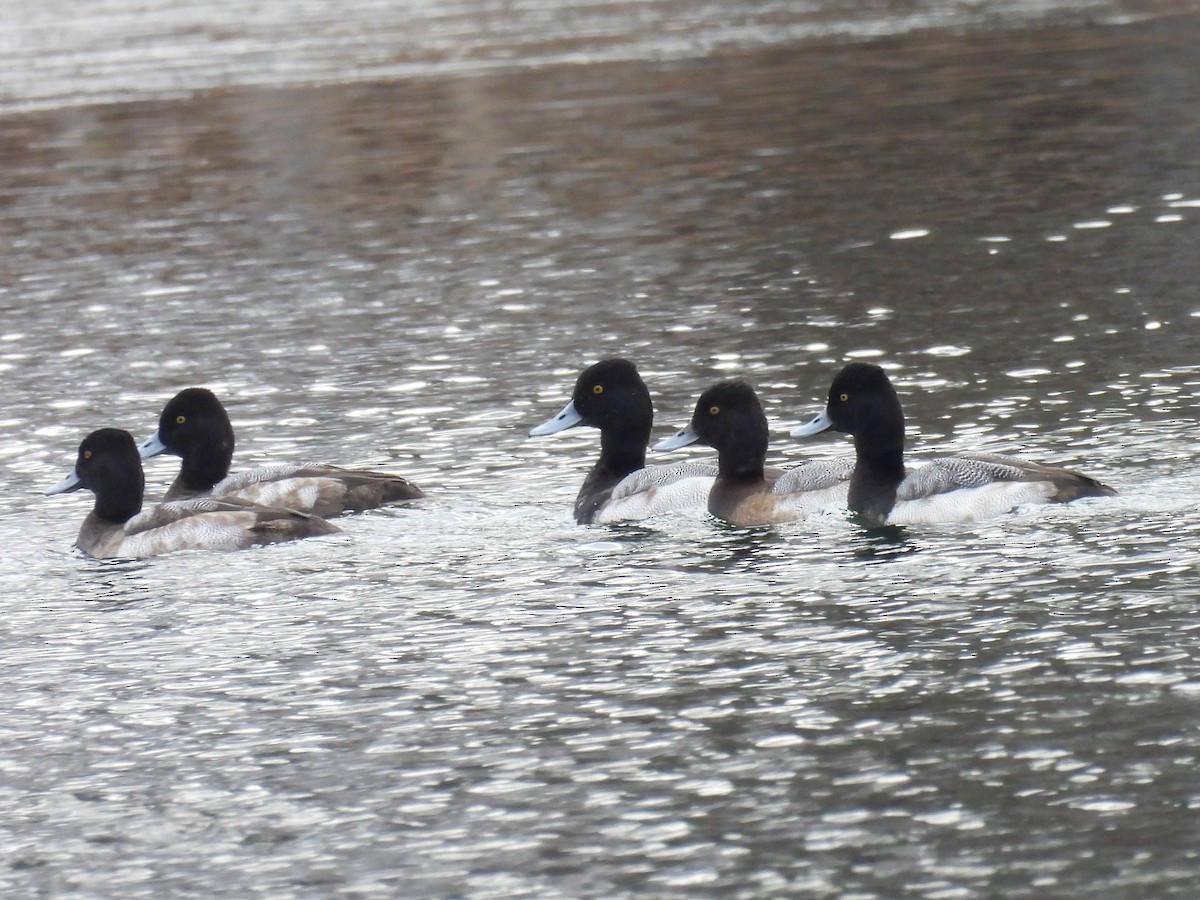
left=794, top=362, right=1116, bottom=525
left=139, top=387, right=423, bottom=516
left=655, top=380, right=850, bottom=526
left=140, top=387, right=234, bottom=495
left=46, top=428, right=339, bottom=558
left=530, top=359, right=714, bottom=524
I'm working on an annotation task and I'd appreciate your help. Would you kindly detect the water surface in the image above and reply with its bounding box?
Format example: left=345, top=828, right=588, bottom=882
left=2, top=1, right=1199, bottom=896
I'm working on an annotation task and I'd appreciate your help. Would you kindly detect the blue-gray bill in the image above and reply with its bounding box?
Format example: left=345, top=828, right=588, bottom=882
left=138, top=431, right=168, bottom=459
left=45, top=469, right=82, bottom=495
left=792, top=410, right=834, bottom=437
left=652, top=425, right=701, bottom=452
left=529, top=400, right=583, bottom=437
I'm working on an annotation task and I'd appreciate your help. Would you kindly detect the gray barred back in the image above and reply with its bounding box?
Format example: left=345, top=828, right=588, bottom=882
left=770, top=457, right=855, bottom=495
left=897, top=453, right=1115, bottom=502
left=608, top=461, right=718, bottom=501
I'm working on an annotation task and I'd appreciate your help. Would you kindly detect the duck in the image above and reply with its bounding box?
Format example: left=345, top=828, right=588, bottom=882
left=653, top=380, right=853, bottom=526
left=45, top=428, right=341, bottom=558
left=529, top=358, right=717, bottom=524
left=792, top=362, right=1117, bottom=525
left=138, top=388, right=423, bottom=518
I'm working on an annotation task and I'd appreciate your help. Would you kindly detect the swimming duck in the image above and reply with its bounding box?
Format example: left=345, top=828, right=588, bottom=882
left=653, top=380, right=853, bottom=526
left=792, top=362, right=1117, bottom=524
left=529, top=358, right=716, bottom=524
left=46, top=428, right=340, bottom=558
left=139, top=388, right=423, bottom=518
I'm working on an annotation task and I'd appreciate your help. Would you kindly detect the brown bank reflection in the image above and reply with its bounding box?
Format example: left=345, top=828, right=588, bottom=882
left=0, top=11, right=1196, bottom=417
left=3, top=18, right=1196, bottom=280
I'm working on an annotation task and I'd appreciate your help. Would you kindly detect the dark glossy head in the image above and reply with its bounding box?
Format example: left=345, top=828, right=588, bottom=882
left=569, top=358, right=652, bottom=433
left=140, top=388, right=236, bottom=491
left=530, top=358, right=653, bottom=445
left=51, top=428, right=145, bottom=523
left=821, top=363, right=905, bottom=442
left=152, top=388, right=235, bottom=458
left=688, top=380, right=769, bottom=480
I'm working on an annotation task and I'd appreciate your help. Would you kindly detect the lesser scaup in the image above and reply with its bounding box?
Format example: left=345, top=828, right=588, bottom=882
left=792, top=362, right=1117, bottom=524
left=139, top=388, right=423, bottom=517
left=46, top=428, right=340, bottom=558
left=529, top=358, right=717, bottom=524
left=653, top=380, right=853, bottom=526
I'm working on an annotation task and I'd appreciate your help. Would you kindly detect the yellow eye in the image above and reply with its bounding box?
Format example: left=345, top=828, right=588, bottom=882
left=175, top=415, right=186, bottom=424
left=83, top=450, right=92, bottom=460
left=839, top=393, right=849, bottom=402
left=592, top=385, right=603, bottom=395
left=709, top=405, right=720, bottom=415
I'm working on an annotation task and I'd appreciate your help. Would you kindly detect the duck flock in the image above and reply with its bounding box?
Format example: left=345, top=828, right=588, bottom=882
left=45, top=360, right=1116, bottom=558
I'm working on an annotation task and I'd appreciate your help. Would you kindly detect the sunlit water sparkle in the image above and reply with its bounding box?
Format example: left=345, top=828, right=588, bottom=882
left=2, top=0, right=1200, bottom=896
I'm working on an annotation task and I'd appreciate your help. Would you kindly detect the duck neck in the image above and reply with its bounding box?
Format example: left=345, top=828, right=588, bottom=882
left=848, top=419, right=905, bottom=521
left=596, top=417, right=648, bottom=481
left=573, top=428, right=647, bottom=525
left=178, top=442, right=233, bottom=492
left=93, top=473, right=144, bottom=525
left=717, top=430, right=767, bottom=484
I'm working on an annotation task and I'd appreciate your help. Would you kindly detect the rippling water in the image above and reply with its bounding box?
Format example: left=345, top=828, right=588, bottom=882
left=2, top=0, right=1200, bottom=896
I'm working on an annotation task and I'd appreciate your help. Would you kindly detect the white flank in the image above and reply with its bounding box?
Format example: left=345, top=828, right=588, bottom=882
left=226, top=477, right=333, bottom=512
left=887, top=481, right=1056, bottom=525
left=594, top=463, right=716, bottom=523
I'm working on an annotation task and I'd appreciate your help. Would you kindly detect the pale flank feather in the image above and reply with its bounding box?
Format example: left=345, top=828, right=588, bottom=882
left=593, top=462, right=717, bottom=523
left=888, top=453, right=1114, bottom=524
left=887, top=481, right=1056, bottom=525
left=216, top=475, right=335, bottom=513
left=203, top=464, right=421, bottom=518
left=76, top=496, right=339, bottom=558
left=771, top=457, right=856, bottom=494
left=896, top=455, right=1026, bottom=499
left=109, top=510, right=265, bottom=556
left=209, top=465, right=314, bottom=494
